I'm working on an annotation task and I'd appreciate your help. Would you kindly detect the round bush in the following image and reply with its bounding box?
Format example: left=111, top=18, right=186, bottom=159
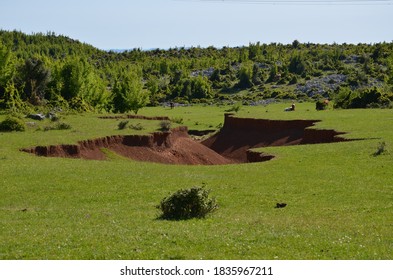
left=0, top=116, right=26, bottom=132
left=316, top=99, right=329, bottom=111
left=157, top=187, right=218, bottom=220
left=159, top=120, right=171, bottom=132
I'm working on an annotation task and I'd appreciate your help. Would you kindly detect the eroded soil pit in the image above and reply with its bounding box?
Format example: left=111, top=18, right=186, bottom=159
left=21, top=114, right=353, bottom=165
left=202, top=113, right=350, bottom=163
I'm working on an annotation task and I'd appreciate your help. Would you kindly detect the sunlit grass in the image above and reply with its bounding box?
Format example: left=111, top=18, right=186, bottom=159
left=1, top=103, right=392, bottom=259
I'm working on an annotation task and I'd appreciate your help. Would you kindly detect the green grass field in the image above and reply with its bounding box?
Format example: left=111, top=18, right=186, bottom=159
left=1, top=102, right=392, bottom=259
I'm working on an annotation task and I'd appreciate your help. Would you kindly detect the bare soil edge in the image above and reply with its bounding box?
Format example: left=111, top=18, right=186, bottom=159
left=20, top=126, right=233, bottom=165
left=201, top=113, right=351, bottom=163
left=98, top=115, right=169, bottom=121
left=21, top=114, right=355, bottom=165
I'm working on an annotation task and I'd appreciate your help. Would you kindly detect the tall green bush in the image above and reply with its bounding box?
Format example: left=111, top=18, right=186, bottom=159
left=0, top=42, right=15, bottom=95
left=17, top=58, right=51, bottom=104
left=112, top=70, right=149, bottom=114
left=60, top=58, right=110, bottom=111
left=334, top=86, right=392, bottom=109
left=0, top=116, right=26, bottom=132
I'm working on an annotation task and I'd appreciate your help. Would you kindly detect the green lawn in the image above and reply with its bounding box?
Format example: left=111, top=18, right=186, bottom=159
left=1, top=103, right=392, bottom=259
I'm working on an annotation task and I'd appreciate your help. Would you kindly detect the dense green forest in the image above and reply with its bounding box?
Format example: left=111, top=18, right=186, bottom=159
left=1, top=30, right=393, bottom=113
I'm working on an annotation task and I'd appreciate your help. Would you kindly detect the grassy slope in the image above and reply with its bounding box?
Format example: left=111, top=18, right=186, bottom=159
left=1, top=103, right=392, bottom=259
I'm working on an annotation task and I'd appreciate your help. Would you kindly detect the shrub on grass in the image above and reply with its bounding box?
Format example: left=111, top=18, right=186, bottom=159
left=44, top=122, right=72, bottom=131
left=117, top=120, right=129, bottom=130
left=54, top=122, right=71, bottom=130
left=129, top=122, right=144, bottom=130
left=170, top=117, right=183, bottom=124
left=373, top=141, right=388, bottom=156
left=157, top=186, right=218, bottom=220
left=49, top=114, right=60, bottom=122
left=316, top=99, right=329, bottom=110
left=226, top=103, right=242, bottom=113
left=0, top=116, right=26, bottom=132
left=159, top=120, right=171, bottom=131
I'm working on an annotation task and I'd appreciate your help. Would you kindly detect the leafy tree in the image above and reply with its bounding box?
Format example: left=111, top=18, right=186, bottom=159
left=0, top=82, right=26, bottom=111
left=248, top=42, right=261, bottom=61
left=45, top=60, right=68, bottom=107
left=288, top=53, right=307, bottom=76
left=171, top=75, right=213, bottom=101
left=236, top=62, right=253, bottom=88
left=0, top=42, right=15, bottom=100
left=334, top=86, right=392, bottom=109
left=210, top=69, right=220, bottom=82
left=239, top=48, right=249, bottom=63
left=191, top=75, right=213, bottom=99
left=387, top=55, right=393, bottom=85
left=267, top=63, right=279, bottom=83
left=17, top=58, right=51, bottom=105
left=60, top=58, right=110, bottom=111
left=371, top=43, right=389, bottom=63
left=347, top=70, right=369, bottom=88
left=333, top=86, right=353, bottom=109
left=252, top=63, right=263, bottom=85
left=362, top=55, right=375, bottom=76
left=292, top=40, right=301, bottom=49
left=159, top=60, right=170, bottom=75
left=112, top=70, right=149, bottom=114
left=61, top=58, right=90, bottom=101
left=145, top=76, right=167, bottom=105
left=349, top=87, right=390, bottom=108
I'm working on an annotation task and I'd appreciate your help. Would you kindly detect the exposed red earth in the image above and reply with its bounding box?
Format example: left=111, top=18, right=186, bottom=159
left=201, top=113, right=349, bottom=163
left=98, top=114, right=169, bottom=121
left=21, top=114, right=352, bottom=165
left=21, top=126, right=233, bottom=165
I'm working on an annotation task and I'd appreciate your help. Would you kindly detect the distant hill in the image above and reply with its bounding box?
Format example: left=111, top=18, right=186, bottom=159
left=0, top=30, right=104, bottom=59
left=1, top=30, right=392, bottom=111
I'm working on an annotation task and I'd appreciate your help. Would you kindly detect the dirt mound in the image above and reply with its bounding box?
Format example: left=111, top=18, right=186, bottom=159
left=21, top=126, right=233, bottom=165
left=22, top=114, right=353, bottom=165
left=201, top=113, right=350, bottom=163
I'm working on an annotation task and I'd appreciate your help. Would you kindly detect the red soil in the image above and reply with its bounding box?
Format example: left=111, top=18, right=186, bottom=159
left=201, top=113, right=349, bottom=163
left=21, top=126, right=233, bottom=165
left=98, top=115, right=169, bottom=120
left=21, top=114, right=351, bottom=165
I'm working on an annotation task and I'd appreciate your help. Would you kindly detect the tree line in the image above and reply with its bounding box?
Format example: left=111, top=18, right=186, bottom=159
left=1, top=30, right=393, bottom=113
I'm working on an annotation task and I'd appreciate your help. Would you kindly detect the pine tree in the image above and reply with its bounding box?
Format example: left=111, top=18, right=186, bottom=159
left=18, top=58, right=51, bottom=105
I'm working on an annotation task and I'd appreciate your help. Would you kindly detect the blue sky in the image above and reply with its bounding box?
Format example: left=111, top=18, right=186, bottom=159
left=1, top=0, right=392, bottom=50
